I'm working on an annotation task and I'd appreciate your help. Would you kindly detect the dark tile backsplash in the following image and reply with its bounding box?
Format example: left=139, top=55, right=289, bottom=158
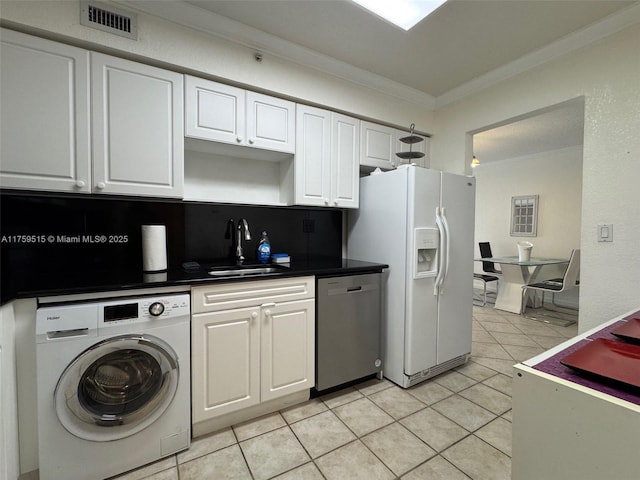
left=184, top=203, right=342, bottom=263
left=0, top=191, right=342, bottom=298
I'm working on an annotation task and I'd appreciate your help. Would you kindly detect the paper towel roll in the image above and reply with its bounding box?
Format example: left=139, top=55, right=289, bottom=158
left=143, top=272, right=168, bottom=283
left=142, top=225, right=167, bottom=272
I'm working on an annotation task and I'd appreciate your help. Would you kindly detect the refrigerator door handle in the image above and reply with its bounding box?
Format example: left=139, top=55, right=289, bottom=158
left=441, top=207, right=451, bottom=291
left=434, top=207, right=445, bottom=295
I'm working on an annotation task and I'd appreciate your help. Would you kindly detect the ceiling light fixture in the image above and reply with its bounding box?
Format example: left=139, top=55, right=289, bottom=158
left=351, top=0, right=447, bottom=31
left=471, top=155, right=480, bottom=168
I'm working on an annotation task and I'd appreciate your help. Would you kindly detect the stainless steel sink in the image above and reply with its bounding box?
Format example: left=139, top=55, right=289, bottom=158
left=207, top=266, right=285, bottom=277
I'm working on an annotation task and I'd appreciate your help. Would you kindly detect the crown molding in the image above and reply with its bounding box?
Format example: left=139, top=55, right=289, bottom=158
left=118, top=1, right=639, bottom=111
left=435, top=2, right=640, bottom=108
left=118, top=0, right=436, bottom=109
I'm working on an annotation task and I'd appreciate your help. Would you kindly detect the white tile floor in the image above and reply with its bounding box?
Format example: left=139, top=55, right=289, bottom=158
left=112, top=304, right=578, bottom=480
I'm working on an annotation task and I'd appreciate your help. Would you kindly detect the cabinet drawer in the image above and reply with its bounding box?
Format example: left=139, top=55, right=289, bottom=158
left=191, top=276, right=315, bottom=313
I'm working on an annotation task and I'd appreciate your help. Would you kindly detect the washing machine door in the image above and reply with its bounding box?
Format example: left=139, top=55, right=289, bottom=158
left=54, top=334, right=179, bottom=442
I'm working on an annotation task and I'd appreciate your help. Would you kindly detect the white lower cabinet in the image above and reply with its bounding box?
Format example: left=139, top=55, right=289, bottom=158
left=0, top=302, right=19, bottom=480
left=191, top=307, right=261, bottom=421
left=191, top=277, right=315, bottom=424
left=260, top=299, right=315, bottom=402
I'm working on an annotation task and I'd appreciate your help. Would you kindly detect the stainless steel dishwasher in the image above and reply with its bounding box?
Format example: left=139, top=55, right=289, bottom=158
left=316, top=273, right=382, bottom=391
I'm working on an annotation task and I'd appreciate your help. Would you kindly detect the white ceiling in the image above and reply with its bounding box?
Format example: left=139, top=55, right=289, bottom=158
left=124, top=0, right=639, bottom=163
left=181, top=0, right=634, bottom=98
left=473, top=100, right=586, bottom=164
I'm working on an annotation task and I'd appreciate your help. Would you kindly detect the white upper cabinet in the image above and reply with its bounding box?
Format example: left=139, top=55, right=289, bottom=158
left=92, top=53, right=184, bottom=198
left=331, top=113, right=360, bottom=208
left=360, top=121, right=396, bottom=170
left=396, top=131, right=429, bottom=168
left=295, top=105, right=359, bottom=208
left=361, top=121, right=430, bottom=170
left=295, top=106, right=331, bottom=207
left=0, top=29, right=91, bottom=193
left=246, top=91, right=296, bottom=153
left=185, top=77, right=245, bottom=145
left=0, top=30, right=183, bottom=198
left=185, top=76, right=295, bottom=154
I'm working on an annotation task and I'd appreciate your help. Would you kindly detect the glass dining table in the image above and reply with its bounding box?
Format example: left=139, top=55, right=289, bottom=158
left=475, top=256, right=570, bottom=313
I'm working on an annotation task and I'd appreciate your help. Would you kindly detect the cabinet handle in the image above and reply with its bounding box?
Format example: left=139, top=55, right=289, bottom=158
left=251, top=311, right=258, bottom=319
left=248, top=137, right=255, bottom=144
left=236, top=136, right=243, bottom=143
left=334, top=200, right=339, bottom=206
left=324, top=198, right=329, bottom=205
left=262, top=302, right=276, bottom=317
left=75, top=180, right=85, bottom=188
left=96, top=182, right=106, bottom=190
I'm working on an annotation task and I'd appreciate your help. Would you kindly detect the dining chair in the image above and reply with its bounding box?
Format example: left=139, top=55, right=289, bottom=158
left=473, top=272, right=499, bottom=306
left=479, top=242, right=502, bottom=274
left=521, top=249, right=580, bottom=326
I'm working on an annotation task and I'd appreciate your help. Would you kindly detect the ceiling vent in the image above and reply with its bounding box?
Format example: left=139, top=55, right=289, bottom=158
left=80, top=1, right=138, bottom=40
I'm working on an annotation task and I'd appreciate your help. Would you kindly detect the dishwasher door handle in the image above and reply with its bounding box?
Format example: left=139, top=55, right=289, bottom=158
left=327, top=284, right=377, bottom=295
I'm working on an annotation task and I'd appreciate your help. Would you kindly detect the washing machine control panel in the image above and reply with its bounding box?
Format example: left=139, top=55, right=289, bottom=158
left=100, top=294, right=190, bottom=326
left=36, top=294, right=191, bottom=341
left=139, top=295, right=190, bottom=319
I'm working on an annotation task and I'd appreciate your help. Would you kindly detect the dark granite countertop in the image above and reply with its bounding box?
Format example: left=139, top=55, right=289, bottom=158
left=1, top=257, right=388, bottom=302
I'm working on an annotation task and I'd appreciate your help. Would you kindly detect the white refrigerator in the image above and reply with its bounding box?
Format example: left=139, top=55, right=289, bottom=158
left=347, top=165, right=476, bottom=388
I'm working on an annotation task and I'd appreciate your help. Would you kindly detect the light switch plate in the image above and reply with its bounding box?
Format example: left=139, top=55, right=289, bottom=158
left=597, top=224, right=613, bottom=242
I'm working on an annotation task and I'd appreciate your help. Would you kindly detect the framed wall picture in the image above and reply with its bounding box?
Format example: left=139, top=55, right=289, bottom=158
left=511, top=195, right=538, bottom=236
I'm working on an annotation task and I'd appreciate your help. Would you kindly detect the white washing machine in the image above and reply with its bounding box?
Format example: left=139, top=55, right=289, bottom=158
left=35, top=293, right=191, bottom=480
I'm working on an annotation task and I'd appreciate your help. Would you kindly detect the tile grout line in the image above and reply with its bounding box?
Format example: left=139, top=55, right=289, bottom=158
left=114, top=303, right=576, bottom=480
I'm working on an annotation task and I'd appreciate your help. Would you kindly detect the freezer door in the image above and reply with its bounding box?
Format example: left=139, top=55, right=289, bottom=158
left=437, top=173, right=475, bottom=364
left=404, top=167, right=441, bottom=375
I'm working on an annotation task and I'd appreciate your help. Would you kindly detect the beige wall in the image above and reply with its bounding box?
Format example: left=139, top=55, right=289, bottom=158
left=473, top=145, right=583, bottom=260
left=433, top=24, right=640, bottom=332
left=473, top=146, right=583, bottom=308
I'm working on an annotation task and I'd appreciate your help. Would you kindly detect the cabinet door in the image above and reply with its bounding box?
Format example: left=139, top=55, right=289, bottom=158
left=295, top=105, right=331, bottom=206
left=0, top=29, right=90, bottom=193
left=261, top=299, right=315, bottom=402
left=246, top=91, right=295, bottom=153
left=92, top=53, right=184, bottom=197
left=396, top=131, right=429, bottom=168
left=192, top=307, right=260, bottom=422
left=185, top=75, right=246, bottom=145
left=360, top=121, right=396, bottom=170
left=0, top=302, right=19, bottom=480
left=331, top=113, right=360, bottom=209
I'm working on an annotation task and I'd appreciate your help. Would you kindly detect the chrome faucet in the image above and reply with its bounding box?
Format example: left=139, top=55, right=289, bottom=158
left=235, top=218, right=251, bottom=265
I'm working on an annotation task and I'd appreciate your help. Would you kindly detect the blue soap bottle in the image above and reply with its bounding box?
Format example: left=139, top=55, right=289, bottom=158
left=257, top=231, right=271, bottom=264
